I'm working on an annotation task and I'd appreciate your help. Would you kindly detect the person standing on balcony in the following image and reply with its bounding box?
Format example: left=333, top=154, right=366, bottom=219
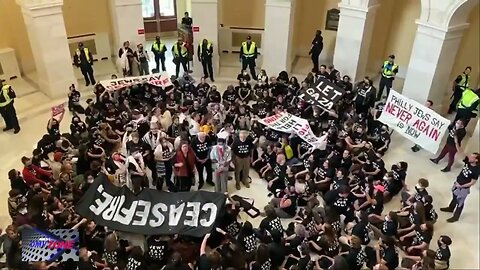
left=198, top=39, right=215, bottom=82
left=134, top=43, right=150, bottom=76
left=181, top=12, right=193, bottom=32
left=0, top=80, right=20, bottom=134
left=172, top=38, right=189, bottom=78
left=309, top=30, right=323, bottom=73
left=151, top=36, right=167, bottom=72
left=376, top=54, right=398, bottom=101
left=73, top=42, right=96, bottom=86
left=448, top=66, right=472, bottom=114
left=240, top=36, right=258, bottom=80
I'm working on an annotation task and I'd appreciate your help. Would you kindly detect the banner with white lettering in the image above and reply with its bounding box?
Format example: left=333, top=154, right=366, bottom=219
left=99, top=73, right=173, bottom=91
left=76, top=174, right=226, bottom=237
left=378, top=90, right=450, bottom=154
left=258, top=112, right=326, bottom=149
left=298, top=78, right=345, bottom=110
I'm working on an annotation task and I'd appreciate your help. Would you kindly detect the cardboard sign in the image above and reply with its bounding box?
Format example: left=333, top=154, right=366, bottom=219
left=99, top=73, right=173, bottom=91
left=299, top=78, right=345, bottom=110
left=378, top=90, right=450, bottom=153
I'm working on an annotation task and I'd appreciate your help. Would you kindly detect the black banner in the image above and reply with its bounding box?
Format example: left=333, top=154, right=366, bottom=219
left=76, top=175, right=226, bottom=237
left=298, top=78, right=345, bottom=110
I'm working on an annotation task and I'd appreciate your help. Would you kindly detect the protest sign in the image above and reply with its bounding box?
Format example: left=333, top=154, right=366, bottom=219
left=258, top=112, right=325, bottom=148
left=51, top=104, right=65, bottom=121
left=76, top=174, right=226, bottom=237
left=298, top=78, right=345, bottom=110
left=100, top=73, right=173, bottom=91
left=378, top=90, right=450, bottom=153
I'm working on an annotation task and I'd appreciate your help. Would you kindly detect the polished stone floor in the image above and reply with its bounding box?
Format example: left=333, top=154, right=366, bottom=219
left=0, top=39, right=478, bottom=269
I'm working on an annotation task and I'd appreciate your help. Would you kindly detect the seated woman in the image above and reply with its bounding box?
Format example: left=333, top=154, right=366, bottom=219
left=284, top=223, right=309, bottom=257
left=237, top=221, right=258, bottom=262
left=345, top=235, right=368, bottom=270
left=258, top=145, right=277, bottom=179
left=368, top=236, right=399, bottom=270
left=396, top=202, right=426, bottom=237
left=313, top=159, right=335, bottom=194
left=309, top=223, right=340, bottom=270
left=399, top=222, right=434, bottom=257
left=259, top=205, right=284, bottom=239
left=365, top=185, right=385, bottom=225
left=249, top=244, right=272, bottom=270
left=267, top=154, right=288, bottom=196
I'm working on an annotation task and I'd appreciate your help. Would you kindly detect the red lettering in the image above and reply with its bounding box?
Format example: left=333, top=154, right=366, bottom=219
left=384, top=102, right=396, bottom=115
left=47, top=240, right=55, bottom=249
left=430, top=128, right=440, bottom=141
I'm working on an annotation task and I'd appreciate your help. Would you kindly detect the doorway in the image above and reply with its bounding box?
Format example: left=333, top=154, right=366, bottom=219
left=142, top=0, right=178, bottom=37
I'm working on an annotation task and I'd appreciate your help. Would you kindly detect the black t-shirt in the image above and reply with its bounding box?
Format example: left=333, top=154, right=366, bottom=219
left=251, top=259, right=272, bottom=270
left=346, top=247, right=367, bottom=270
left=435, top=246, right=451, bottom=262
left=126, top=140, right=145, bottom=155
left=78, top=258, right=98, bottom=270
left=125, top=256, right=148, bottom=270
left=191, top=137, right=210, bottom=160
left=326, top=191, right=355, bottom=215
left=382, top=245, right=399, bottom=270
left=223, top=90, right=238, bottom=103
left=104, top=247, right=126, bottom=268
left=232, top=137, right=253, bottom=158
left=259, top=216, right=283, bottom=235
left=412, top=228, right=432, bottom=246
left=352, top=222, right=370, bottom=245
left=296, top=255, right=314, bottom=270
left=239, top=233, right=257, bottom=253
left=146, top=237, right=169, bottom=263
left=446, top=125, right=466, bottom=146
left=456, top=160, right=480, bottom=185
left=268, top=242, right=286, bottom=268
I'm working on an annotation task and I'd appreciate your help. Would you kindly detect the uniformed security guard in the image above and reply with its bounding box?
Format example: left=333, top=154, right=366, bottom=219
left=448, top=66, right=472, bottom=114
left=73, top=42, right=96, bottom=86
left=239, top=36, right=258, bottom=80
left=151, top=36, right=167, bottom=72
left=454, top=87, right=479, bottom=128
left=198, top=39, right=214, bottom=82
left=172, top=38, right=189, bottom=78
left=377, top=54, right=398, bottom=101
left=0, top=80, right=20, bottom=133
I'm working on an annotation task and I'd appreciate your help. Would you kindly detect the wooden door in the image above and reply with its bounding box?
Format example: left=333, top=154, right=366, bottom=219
left=142, top=0, right=178, bottom=37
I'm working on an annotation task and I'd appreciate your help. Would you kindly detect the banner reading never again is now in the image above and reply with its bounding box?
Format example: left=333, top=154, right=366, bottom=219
left=378, top=89, right=450, bottom=154
left=99, top=73, right=173, bottom=91
left=76, top=174, right=226, bottom=237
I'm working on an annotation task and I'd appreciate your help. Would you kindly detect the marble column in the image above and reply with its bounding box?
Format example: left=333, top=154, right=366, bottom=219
left=110, top=0, right=145, bottom=50
left=190, top=0, right=219, bottom=79
left=262, top=0, right=295, bottom=74
left=333, top=0, right=378, bottom=82
left=402, top=22, right=467, bottom=109
left=17, top=0, right=77, bottom=98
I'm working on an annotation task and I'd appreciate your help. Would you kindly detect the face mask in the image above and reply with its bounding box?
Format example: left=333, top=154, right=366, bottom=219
left=415, top=184, right=423, bottom=190
left=437, top=240, right=443, bottom=247
left=383, top=176, right=389, bottom=181
left=455, top=123, right=462, bottom=129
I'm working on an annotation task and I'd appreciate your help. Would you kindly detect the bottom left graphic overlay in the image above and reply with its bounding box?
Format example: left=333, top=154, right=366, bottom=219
left=21, top=228, right=79, bottom=262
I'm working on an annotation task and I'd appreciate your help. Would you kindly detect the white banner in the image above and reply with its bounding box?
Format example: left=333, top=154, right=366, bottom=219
left=99, top=73, right=173, bottom=91
left=378, top=90, right=450, bottom=154
left=258, top=112, right=325, bottom=149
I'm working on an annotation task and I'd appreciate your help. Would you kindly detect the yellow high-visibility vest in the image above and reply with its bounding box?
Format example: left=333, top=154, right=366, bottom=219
left=457, top=73, right=470, bottom=90
left=199, top=42, right=212, bottom=54
left=242, top=41, right=256, bottom=58
left=0, top=85, right=13, bottom=107
left=76, top=48, right=90, bottom=63
left=382, top=61, right=398, bottom=78
left=458, top=88, right=479, bottom=112
left=173, top=43, right=188, bottom=58
left=152, top=42, right=166, bottom=53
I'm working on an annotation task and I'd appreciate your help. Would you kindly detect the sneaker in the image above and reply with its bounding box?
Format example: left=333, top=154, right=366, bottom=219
left=440, top=207, right=454, bottom=213
left=13, top=128, right=20, bottom=134
left=2, top=127, right=12, bottom=132
left=244, top=182, right=250, bottom=188
left=446, top=217, right=458, bottom=223
left=235, top=182, right=241, bottom=190
left=441, top=167, right=451, bottom=172
left=429, top=158, right=438, bottom=164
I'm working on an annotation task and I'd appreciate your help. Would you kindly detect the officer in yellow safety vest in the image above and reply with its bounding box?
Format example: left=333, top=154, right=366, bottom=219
left=73, top=42, right=96, bottom=86
left=0, top=80, right=20, bottom=134
left=454, top=87, right=479, bottom=127
left=377, top=54, right=398, bottom=101
left=197, top=39, right=215, bottom=82
left=151, top=36, right=167, bottom=72
left=239, top=36, right=258, bottom=80
left=171, top=37, right=189, bottom=78
left=449, top=66, right=472, bottom=114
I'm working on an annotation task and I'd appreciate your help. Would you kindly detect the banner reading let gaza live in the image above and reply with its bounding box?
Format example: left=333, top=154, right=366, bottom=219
left=378, top=90, right=450, bottom=154
left=298, top=78, right=345, bottom=110
left=76, top=174, right=226, bottom=237
left=99, top=73, right=173, bottom=91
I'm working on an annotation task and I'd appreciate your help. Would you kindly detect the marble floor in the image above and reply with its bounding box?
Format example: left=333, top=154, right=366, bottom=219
left=0, top=40, right=479, bottom=268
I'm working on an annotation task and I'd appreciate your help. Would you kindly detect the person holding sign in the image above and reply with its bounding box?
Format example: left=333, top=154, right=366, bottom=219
left=377, top=55, right=398, bottom=101
left=411, top=100, right=434, bottom=152
left=440, top=152, right=479, bottom=223
left=430, top=119, right=466, bottom=172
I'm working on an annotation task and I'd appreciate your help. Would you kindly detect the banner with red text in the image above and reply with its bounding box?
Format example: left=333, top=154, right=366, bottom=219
left=378, top=90, right=450, bottom=153
left=99, top=73, right=173, bottom=91
left=258, top=112, right=325, bottom=149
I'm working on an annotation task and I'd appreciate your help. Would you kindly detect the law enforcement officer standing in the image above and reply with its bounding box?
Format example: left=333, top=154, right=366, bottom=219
left=377, top=54, right=398, bottom=101
left=309, top=30, right=323, bottom=73
left=198, top=39, right=214, bottom=82
left=239, top=36, right=258, bottom=80
left=172, top=38, right=189, bottom=78
left=448, top=66, right=472, bottom=114
left=73, top=42, right=96, bottom=86
left=151, top=36, right=167, bottom=72
left=0, top=80, right=20, bottom=134
left=454, top=87, right=479, bottom=128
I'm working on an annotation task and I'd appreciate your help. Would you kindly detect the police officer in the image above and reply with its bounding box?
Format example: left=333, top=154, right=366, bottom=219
left=239, top=36, right=258, bottom=80
left=309, top=30, right=323, bottom=73
left=172, top=38, right=189, bottom=78
left=454, top=87, right=479, bottom=127
left=197, top=39, right=214, bottom=82
left=0, top=80, right=20, bottom=133
left=73, top=42, right=96, bottom=86
left=377, top=54, right=398, bottom=101
left=448, top=66, right=472, bottom=114
left=151, top=36, right=167, bottom=72
left=440, top=152, right=479, bottom=222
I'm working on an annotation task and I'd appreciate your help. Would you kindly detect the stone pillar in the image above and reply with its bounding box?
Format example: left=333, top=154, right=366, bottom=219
left=191, top=0, right=219, bottom=79
left=17, top=0, right=76, bottom=98
left=110, top=0, right=145, bottom=50
left=333, top=0, right=378, bottom=82
left=262, top=0, right=295, bottom=74
left=402, top=22, right=467, bottom=109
